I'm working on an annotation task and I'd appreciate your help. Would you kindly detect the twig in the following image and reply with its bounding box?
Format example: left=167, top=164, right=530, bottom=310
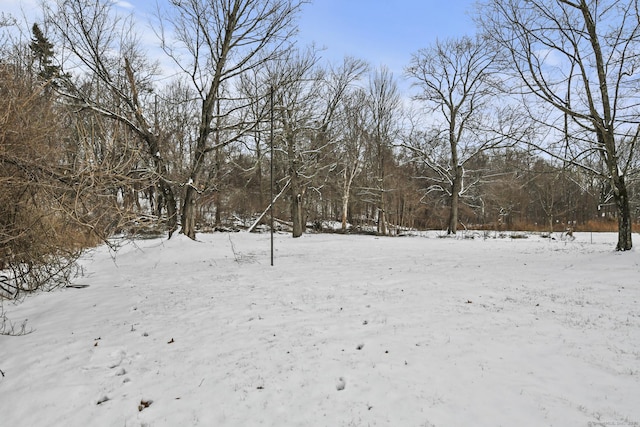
left=1, top=312, right=33, bottom=336
left=228, top=234, right=239, bottom=263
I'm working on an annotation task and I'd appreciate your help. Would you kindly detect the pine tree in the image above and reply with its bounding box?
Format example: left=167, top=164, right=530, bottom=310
left=29, top=23, right=61, bottom=85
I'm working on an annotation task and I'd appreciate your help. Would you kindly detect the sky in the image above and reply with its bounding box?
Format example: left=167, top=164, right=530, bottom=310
left=297, top=0, right=478, bottom=74
left=2, top=0, right=478, bottom=82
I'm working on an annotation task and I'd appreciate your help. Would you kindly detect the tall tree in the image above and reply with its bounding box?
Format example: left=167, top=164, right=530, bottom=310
left=158, top=0, right=305, bottom=240
left=267, top=50, right=366, bottom=237
left=406, top=35, right=505, bottom=235
left=336, top=87, right=370, bottom=232
left=45, top=0, right=180, bottom=236
left=367, top=66, right=400, bottom=235
left=315, top=56, right=368, bottom=233
left=479, top=0, right=640, bottom=250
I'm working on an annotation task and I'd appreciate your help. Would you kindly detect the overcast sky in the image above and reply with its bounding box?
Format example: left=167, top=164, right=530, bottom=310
left=3, top=0, right=478, bottom=78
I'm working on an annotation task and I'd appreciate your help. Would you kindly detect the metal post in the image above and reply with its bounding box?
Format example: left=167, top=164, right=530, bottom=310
left=270, top=86, right=274, bottom=266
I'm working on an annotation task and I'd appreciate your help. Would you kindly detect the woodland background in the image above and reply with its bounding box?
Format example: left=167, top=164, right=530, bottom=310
left=2, top=0, right=640, bottom=298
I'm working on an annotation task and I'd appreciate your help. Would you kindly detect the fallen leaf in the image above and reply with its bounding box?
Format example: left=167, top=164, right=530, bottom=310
left=138, top=399, right=153, bottom=412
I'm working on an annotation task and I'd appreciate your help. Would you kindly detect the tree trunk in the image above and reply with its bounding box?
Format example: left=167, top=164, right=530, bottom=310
left=598, top=127, right=633, bottom=250
left=181, top=145, right=206, bottom=239
left=378, top=205, right=387, bottom=235
left=447, top=165, right=463, bottom=234
left=181, top=185, right=198, bottom=240
left=341, top=193, right=349, bottom=233
left=214, top=191, right=221, bottom=226
left=285, top=122, right=306, bottom=238
left=341, top=166, right=354, bottom=233
left=377, top=146, right=386, bottom=236
left=612, top=172, right=632, bottom=251
left=447, top=190, right=459, bottom=234
left=291, top=185, right=305, bottom=238
left=158, top=180, right=178, bottom=238
left=147, top=135, right=178, bottom=238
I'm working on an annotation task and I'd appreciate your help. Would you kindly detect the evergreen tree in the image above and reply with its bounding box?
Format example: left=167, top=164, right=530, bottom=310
left=29, top=23, right=62, bottom=85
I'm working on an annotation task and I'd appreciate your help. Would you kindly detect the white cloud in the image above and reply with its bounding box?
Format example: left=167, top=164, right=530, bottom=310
left=114, top=1, right=135, bottom=10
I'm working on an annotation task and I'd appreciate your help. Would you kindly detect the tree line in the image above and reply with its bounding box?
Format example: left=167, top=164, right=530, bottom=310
left=2, top=0, right=639, bottom=297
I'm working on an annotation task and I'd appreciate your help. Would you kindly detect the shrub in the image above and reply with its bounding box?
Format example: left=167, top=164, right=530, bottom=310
left=0, top=64, right=124, bottom=299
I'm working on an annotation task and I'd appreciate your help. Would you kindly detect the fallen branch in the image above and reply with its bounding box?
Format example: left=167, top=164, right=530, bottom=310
left=247, top=179, right=291, bottom=233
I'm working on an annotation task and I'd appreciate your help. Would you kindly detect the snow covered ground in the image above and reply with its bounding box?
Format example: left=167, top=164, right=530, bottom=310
left=1, top=231, right=639, bottom=427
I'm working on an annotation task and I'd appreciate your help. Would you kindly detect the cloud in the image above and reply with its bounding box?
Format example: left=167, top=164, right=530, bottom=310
left=114, top=1, right=135, bottom=10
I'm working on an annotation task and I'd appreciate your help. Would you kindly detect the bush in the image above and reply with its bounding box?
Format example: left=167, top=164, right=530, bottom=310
left=0, top=64, right=124, bottom=299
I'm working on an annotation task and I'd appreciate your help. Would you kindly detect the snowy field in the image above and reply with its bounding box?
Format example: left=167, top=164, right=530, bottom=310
left=1, top=231, right=639, bottom=427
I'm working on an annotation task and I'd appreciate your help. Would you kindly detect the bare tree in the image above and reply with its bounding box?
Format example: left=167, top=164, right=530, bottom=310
left=44, top=0, right=179, bottom=236
left=266, top=50, right=366, bottom=237
left=406, top=35, right=512, bottom=235
left=335, top=87, right=370, bottom=232
left=317, top=57, right=368, bottom=233
left=367, top=66, right=400, bottom=235
left=479, top=0, right=640, bottom=250
left=157, top=0, right=305, bottom=239
left=232, top=66, right=279, bottom=222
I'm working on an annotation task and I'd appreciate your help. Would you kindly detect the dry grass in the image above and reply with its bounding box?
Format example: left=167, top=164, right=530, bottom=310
left=467, top=219, right=628, bottom=233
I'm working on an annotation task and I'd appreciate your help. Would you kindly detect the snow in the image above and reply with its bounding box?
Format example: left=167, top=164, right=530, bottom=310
left=1, top=231, right=639, bottom=427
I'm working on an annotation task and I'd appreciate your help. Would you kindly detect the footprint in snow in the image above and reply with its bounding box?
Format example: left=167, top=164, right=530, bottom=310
left=336, top=377, right=346, bottom=391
